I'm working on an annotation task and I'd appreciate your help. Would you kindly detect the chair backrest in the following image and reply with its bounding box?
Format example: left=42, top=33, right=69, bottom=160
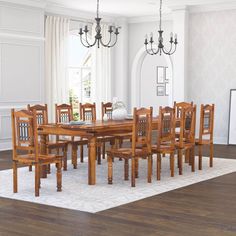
left=179, top=105, right=196, bottom=147
left=199, top=104, right=215, bottom=143
left=55, top=104, right=73, bottom=123
left=101, top=102, right=113, bottom=120
left=132, top=107, right=153, bottom=155
left=11, top=109, right=39, bottom=160
left=157, top=106, right=175, bottom=149
left=80, top=103, right=96, bottom=121
left=174, top=101, right=194, bottom=119
left=27, top=104, right=48, bottom=125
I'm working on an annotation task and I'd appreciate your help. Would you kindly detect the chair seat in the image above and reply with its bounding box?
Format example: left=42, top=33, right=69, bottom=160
left=175, top=141, right=194, bottom=149
left=107, top=148, right=150, bottom=158
left=195, top=139, right=211, bottom=145
left=152, top=144, right=175, bottom=154
left=47, top=140, right=68, bottom=149
left=15, top=154, right=62, bottom=165
left=115, top=133, right=132, bottom=139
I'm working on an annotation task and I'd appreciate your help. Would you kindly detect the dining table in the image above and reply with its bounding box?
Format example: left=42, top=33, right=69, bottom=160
left=38, top=118, right=159, bottom=185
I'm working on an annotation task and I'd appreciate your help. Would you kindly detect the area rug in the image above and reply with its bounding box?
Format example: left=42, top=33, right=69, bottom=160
left=0, top=156, right=236, bottom=213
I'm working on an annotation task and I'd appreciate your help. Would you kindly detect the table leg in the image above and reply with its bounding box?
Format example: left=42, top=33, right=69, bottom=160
left=88, top=137, right=96, bottom=185
left=40, top=134, right=47, bottom=178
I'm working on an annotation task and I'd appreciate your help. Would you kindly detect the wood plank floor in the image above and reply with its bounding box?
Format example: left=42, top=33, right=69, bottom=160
left=0, top=144, right=236, bottom=236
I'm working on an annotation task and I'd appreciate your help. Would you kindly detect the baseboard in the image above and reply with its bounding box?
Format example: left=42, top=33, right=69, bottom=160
left=0, top=141, right=12, bottom=151
left=214, top=136, right=227, bottom=145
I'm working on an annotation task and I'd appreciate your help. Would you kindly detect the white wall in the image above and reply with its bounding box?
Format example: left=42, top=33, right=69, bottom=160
left=128, top=20, right=173, bottom=112
left=141, top=54, right=168, bottom=116
left=0, top=2, right=45, bottom=150
left=187, top=9, right=236, bottom=144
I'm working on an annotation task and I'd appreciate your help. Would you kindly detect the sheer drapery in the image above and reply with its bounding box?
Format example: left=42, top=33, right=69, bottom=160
left=45, top=16, right=70, bottom=122
left=91, top=23, right=112, bottom=119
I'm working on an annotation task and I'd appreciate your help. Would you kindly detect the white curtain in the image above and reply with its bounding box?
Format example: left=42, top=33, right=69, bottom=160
left=91, top=23, right=112, bottom=119
left=45, top=16, right=70, bottom=122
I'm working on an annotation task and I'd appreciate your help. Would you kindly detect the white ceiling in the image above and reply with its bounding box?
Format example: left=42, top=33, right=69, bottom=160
left=46, top=0, right=236, bottom=17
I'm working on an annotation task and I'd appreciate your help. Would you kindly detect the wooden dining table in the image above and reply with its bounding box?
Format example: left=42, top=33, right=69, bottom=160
left=38, top=118, right=159, bottom=185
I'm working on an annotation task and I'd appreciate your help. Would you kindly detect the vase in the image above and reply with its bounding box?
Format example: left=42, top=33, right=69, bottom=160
left=112, top=108, right=127, bottom=120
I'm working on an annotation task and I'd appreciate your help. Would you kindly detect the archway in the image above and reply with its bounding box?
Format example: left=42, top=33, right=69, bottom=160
left=131, top=45, right=173, bottom=109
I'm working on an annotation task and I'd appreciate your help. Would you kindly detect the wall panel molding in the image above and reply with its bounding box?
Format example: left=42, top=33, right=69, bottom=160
left=0, top=39, right=43, bottom=104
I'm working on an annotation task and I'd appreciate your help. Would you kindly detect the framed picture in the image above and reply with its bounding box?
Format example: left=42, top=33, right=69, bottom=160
left=157, top=85, right=165, bottom=96
left=157, top=66, right=165, bottom=83
left=165, top=83, right=170, bottom=96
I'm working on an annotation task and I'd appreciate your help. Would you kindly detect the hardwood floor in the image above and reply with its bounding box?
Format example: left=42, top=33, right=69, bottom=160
left=0, top=144, right=236, bottom=236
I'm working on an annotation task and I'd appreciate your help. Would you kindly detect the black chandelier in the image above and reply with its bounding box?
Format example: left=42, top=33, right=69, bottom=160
left=78, top=0, right=120, bottom=48
left=144, top=0, right=178, bottom=55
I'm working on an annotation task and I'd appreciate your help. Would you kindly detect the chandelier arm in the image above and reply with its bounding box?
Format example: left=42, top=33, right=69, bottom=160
left=145, top=43, right=154, bottom=55
left=107, top=34, right=119, bottom=48
left=163, top=43, right=173, bottom=55
left=168, top=43, right=177, bottom=55
left=79, top=35, right=92, bottom=48
left=150, top=43, right=160, bottom=55
left=99, top=32, right=113, bottom=47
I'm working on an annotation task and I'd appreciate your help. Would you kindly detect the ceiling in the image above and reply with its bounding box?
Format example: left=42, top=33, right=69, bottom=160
left=46, top=0, right=236, bottom=17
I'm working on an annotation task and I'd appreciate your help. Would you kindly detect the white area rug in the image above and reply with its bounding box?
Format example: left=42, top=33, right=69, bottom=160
left=0, top=156, right=236, bottom=213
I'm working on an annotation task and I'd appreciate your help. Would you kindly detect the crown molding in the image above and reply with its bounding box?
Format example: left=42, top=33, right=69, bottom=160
left=128, top=13, right=173, bottom=24
left=189, top=2, right=236, bottom=13
left=0, top=0, right=46, bottom=9
left=45, top=2, right=123, bottom=24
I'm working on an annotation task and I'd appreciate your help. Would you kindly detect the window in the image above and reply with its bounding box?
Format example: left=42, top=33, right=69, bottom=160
left=68, top=33, right=92, bottom=119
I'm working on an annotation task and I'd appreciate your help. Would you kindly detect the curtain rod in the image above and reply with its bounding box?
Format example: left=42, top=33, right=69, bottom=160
left=45, top=12, right=93, bottom=25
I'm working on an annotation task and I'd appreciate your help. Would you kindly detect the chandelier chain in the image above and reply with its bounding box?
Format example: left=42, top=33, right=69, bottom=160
left=159, top=0, right=162, bottom=31
left=97, top=0, right=99, bottom=18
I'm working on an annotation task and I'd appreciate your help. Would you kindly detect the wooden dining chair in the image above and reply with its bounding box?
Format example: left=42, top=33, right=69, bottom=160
left=174, top=101, right=194, bottom=119
left=107, top=107, right=153, bottom=187
left=195, top=104, right=215, bottom=170
left=55, top=103, right=87, bottom=168
left=28, top=104, right=68, bottom=171
left=80, top=102, right=113, bottom=164
left=11, top=109, right=62, bottom=197
left=152, top=106, right=176, bottom=180
left=174, top=101, right=194, bottom=162
left=175, top=105, right=196, bottom=174
left=101, top=102, right=132, bottom=149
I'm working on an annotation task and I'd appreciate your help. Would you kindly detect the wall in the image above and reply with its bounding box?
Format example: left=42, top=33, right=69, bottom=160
left=128, top=20, right=173, bottom=112
left=0, top=2, right=45, bottom=150
left=187, top=9, right=236, bottom=144
left=140, top=54, right=168, bottom=116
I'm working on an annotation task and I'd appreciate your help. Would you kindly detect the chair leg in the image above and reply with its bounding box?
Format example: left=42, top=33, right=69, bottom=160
left=13, top=161, right=18, bottom=193
left=131, top=158, right=136, bottom=187
left=148, top=155, right=152, bottom=183
left=124, top=159, right=129, bottom=180
left=170, top=153, right=174, bottom=177
left=29, top=165, right=32, bottom=172
left=119, top=139, right=123, bottom=161
left=157, top=153, right=161, bottom=180
left=178, top=149, right=183, bottom=175
left=185, top=149, right=190, bottom=163
left=108, top=155, right=113, bottom=184
left=191, top=147, right=195, bottom=172
left=102, top=142, right=106, bottom=159
left=47, top=148, right=51, bottom=174
left=80, top=144, right=84, bottom=163
left=72, top=144, right=78, bottom=169
left=210, top=143, right=213, bottom=167
left=35, top=164, right=40, bottom=197
left=97, top=145, right=101, bottom=165
left=198, top=145, right=203, bottom=170
left=63, top=147, right=67, bottom=171
left=135, top=158, right=139, bottom=178
left=56, top=162, right=62, bottom=192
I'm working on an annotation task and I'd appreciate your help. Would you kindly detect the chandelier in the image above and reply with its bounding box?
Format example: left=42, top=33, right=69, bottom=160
left=144, top=0, right=178, bottom=55
left=79, top=0, right=120, bottom=48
